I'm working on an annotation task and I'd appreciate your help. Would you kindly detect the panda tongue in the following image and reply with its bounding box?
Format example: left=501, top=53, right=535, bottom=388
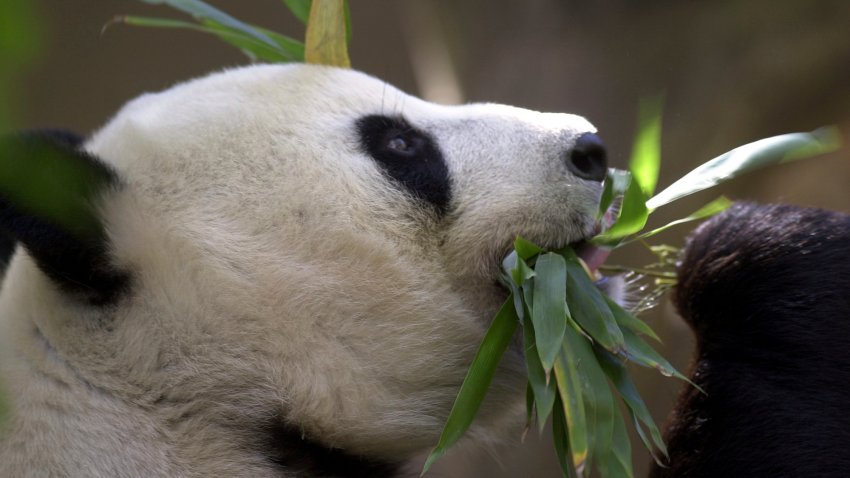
left=574, top=242, right=610, bottom=276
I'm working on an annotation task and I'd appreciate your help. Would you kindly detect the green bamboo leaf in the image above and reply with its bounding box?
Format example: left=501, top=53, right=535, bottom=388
left=626, top=408, right=662, bottom=466
left=511, top=285, right=527, bottom=322
left=619, top=326, right=686, bottom=382
left=118, top=16, right=301, bottom=63
left=563, top=323, right=615, bottom=475
left=553, top=350, right=588, bottom=472
left=592, top=177, right=649, bottom=245
left=525, top=382, right=535, bottom=431
left=629, top=196, right=732, bottom=243
left=597, top=401, right=634, bottom=478
left=615, top=322, right=703, bottom=393
left=595, top=348, right=667, bottom=459
left=198, top=18, right=304, bottom=61
left=598, top=168, right=631, bottom=220
left=629, top=94, right=663, bottom=197
left=515, top=236, right=544, bottom=260
left=228, top=22, right=304, bottom=60
left=559, top=248, right=625, bottom=353
left=422, top=297, right=519, bottom=474
left=305, top=0, right=350, bottom=67
left=531, top=253, right=568, bottom=371
left=503, top=251, right=534, bottom=318
left=523, top=320, right=557, bottom=432
left=647, top=127, right=841, bottom=210
left=509, top=253, right=535, bottom=288
left=282, top=0, right=311, bottom=23
left=140, top=0, right=279, bottom=48
left=0, top=134, right=113, bottom=241
left=604, top=296, right=661, bottom=342
left=552, top=395, right=580, bottom=478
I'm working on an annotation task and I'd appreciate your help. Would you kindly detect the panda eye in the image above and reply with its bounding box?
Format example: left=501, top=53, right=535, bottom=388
left=356, top=114, right=451, bottom=214
left=386, top=136, right=410, bottom=153
left=383, top=131, right=422, bottom=157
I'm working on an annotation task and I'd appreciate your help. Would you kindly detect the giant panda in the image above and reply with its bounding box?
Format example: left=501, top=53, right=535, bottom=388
left=0, top=64, right=611, bottom=477
left=652, top=202, right=850, bottom=477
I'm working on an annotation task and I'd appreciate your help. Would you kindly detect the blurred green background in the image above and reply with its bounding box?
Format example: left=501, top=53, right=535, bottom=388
left=4, top=1, right=850, bottom=476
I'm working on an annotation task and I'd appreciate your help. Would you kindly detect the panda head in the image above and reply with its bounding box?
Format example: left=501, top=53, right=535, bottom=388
left=0, top=64, right=605, bottom=469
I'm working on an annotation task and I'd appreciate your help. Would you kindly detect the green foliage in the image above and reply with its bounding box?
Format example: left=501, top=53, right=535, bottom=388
left=118, top=0, right=352, bottom=66
left=281, top=0, right=311, bottom=23
left=628, top=94, right=664, bottom=197
left=426, top=243, right=667, bottom=477
left=0, top=136, right=114, bottom=242
left=421, top=299, right=519, bottom=474
left=0, top=0, right=41, bottom=424
left=530, top=253, right=569, bottom=371
left=646, top=127, right=841, bottom=210
left=592, top=96, right=664, bottom=246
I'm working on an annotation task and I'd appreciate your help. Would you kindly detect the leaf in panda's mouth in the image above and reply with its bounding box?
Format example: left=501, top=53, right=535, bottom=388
left=424, top=241, right=664, bottom=477
left=424, top=108, right=841, bottom=477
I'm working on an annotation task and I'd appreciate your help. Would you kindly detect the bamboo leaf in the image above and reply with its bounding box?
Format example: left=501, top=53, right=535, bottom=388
left=531, top=253, right=568, bottom=371
left=629, top=94, right=663, bottom=197
left=282, top=0, right=311, bottom=23
left=630, top=196, right=733, bottom=243
left=305, top=0, right=350, bottom=67
left=553, top=349, right=588, bottom=472
left=422, top=297, right=519, bottom=474
left=0, top=134, right=113, bottom=241
left=647, top=127, right=841, bottom=210
left=614, top=320, right=703, bottom=393
left=592, top=176, right=649, bottom=246
left=234, top=22, right=304, bottom=60
left=598, top=168, right=631, bottom=221
left=118, top=16, right=302, bottom=63
left=562, top=322, right=616, bottom=475
left=595, top=347, right=667, bottom=460
left=597, top=402, right=634, bottom=478
left=552, top=395, right=580, bottom=478
left=524, top=319, right=557, bottom=432
left=515, top=236, right=544, bottom=260
left=559, top=248, right=625, bottom=353
left=604, top=296, right=661, bottom=343
left=508, top=252, right=535, bottom=288
left=140, top=0, right=279, bottom=48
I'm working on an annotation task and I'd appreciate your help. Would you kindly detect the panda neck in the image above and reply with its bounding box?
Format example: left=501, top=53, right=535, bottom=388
left=14, top=316, right=405, bottom=477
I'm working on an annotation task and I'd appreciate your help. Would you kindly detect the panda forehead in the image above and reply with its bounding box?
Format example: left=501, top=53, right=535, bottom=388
left=101, top=64, right=595, bottom=149
left=256, top=64, right=596, bottom=137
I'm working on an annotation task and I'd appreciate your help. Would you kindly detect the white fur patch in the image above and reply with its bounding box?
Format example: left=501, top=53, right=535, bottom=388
left=0, top=64, right=602, bottom=476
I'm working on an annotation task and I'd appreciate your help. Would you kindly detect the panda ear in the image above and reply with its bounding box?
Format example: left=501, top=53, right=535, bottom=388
left=0, top=130, right=129, bottom=304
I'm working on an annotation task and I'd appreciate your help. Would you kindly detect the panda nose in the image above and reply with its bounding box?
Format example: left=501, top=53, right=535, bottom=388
left=567, top=133, right=607, bottom=182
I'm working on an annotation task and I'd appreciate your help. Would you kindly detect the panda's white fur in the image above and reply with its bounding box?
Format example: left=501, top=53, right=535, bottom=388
left=0, top=64, right=604, bottom=477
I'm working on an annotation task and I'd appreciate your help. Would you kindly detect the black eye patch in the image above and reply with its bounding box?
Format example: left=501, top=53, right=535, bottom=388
left=356, top=115, right=451, bottom=215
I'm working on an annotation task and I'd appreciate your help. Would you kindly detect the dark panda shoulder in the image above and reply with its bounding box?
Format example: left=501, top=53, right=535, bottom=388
left=652, top=202, right=850, bottom=478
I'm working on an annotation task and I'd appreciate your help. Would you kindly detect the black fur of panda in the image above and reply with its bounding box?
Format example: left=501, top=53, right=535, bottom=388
left=653, top=202, right=850, bottom=478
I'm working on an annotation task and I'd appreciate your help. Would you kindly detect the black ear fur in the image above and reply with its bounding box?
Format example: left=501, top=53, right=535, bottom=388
left=0, top=130, right=129, bottom=304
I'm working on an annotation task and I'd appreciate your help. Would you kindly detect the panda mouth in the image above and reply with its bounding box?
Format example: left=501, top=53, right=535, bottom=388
left=573, top=241, right=610, bottom=278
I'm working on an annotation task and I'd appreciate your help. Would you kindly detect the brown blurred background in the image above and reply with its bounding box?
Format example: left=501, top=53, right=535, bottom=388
left=6, top=1, right=850, bottom=476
